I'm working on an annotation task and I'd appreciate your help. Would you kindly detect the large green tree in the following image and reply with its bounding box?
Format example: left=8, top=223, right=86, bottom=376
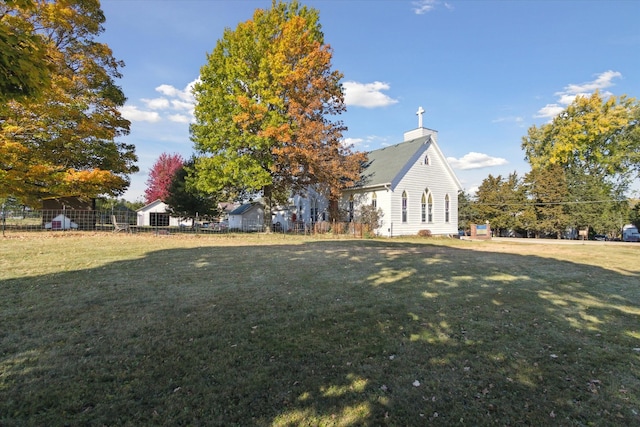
left=0, top=0, right=137, bottom=207
left=565, top=169, right=629, bottom=236
left=475, top=172, right=527, bottom=236
left=521, top=92, right=638, bottom=235
left=191, top=0, right=364, bottom=225
left=523, top=164, right=569, bottom=238
left=522, top=92, right=639, bottom=178
left=457, top=190, right=478, bottom=234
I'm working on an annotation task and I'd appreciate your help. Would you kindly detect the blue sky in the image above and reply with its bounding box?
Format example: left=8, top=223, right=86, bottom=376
left=98, top=0, right=640, bottom=202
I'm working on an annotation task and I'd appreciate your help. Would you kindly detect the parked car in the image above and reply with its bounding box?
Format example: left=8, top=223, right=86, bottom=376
left=593, top=234, right=607, bottom=241
left=211, top=221, right=228, bottom=231
left=622, top=224, right=640, bottom=242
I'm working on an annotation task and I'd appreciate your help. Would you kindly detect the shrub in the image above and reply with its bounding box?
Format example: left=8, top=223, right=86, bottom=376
left=356, top=205, right=384, bottom=234
left=417, top=229, right=432, bottom=237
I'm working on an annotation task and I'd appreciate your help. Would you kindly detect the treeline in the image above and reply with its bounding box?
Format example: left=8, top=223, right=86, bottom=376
left=458, top=171, right=639, bottom=239
left=458, top=92, right=640, bottom=239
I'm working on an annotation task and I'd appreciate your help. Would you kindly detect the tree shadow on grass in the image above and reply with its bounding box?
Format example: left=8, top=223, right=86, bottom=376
left=0, top=239, right=639, bottom=426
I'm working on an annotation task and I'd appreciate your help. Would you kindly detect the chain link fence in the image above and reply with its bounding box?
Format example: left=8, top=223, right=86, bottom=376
left=1, top=209, right=368, bottom=237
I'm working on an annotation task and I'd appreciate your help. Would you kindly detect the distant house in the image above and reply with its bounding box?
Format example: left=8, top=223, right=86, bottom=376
left=228, top=202, right=264, bottom=231
left=217, top=202, right=238, bottom=222
left=293, top=108, right=462, bottom=236
left=136, top=199, right=186, bottom=227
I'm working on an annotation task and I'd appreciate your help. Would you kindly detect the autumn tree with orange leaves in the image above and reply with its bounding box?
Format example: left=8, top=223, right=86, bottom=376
left=191, top=0, right=364, bottom=223
left=0, top=0, right=137, bottom=207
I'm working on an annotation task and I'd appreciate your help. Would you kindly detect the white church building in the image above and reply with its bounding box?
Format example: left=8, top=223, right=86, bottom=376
left=285, top=108, right=462, bottom=237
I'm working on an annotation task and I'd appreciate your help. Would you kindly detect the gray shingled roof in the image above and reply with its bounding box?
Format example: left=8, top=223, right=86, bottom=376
left=357, top=136, right=430, bottom=189
left=230, top=202, right=260, bottom=215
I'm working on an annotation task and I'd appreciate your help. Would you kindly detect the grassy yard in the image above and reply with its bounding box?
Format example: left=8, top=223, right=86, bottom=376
left=1, top=233, right=639, bottom=426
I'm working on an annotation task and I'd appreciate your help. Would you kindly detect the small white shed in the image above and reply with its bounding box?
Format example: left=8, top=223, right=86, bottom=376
left=228, top=203, right=265, bottom=231
left=136, top=199, right=187, bottom=227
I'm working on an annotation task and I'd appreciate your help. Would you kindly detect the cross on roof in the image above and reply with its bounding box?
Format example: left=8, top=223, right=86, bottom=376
left=416, top=106, right=425, bottom=128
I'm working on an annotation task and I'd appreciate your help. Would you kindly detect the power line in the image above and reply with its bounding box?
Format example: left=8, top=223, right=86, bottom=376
left=471, top=199, right=628, bottom=207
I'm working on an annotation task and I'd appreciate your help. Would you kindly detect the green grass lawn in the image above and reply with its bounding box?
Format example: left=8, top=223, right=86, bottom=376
left=1, top=233, right=639, bottom=426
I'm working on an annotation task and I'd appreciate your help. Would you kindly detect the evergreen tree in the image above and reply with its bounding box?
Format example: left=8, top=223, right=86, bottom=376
left=164, top=159, right=219, bottom=227
left=475, top=173, right=524, bottom=236
left=524, top=164, right=569, bottom=238
left=457, top=191, right=478, bottom=234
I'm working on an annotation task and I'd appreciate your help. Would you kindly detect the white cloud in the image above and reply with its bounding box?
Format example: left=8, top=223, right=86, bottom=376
left=124, top=78, right=199, bottom=125
left=562, top=70, right=621, bottom=94
left=467, top=185, right=480, bottom=197
left=119, top=105, right=161, bottom=123
left=556, top=93, right=582, bottom=105
left=142, top=97, right=170, bottom=110
left=168, top=114, right=191, bottom=124
left=492, top=116, right=524, bottom=124
left=536, top=70, right=622, bottom=119
left=155, top=83, right=194, bottom=103
left=413, top=0, right=438, bottom=14
left=447, top=152, right=508, bottom=170
left=342, top=137, right=364, bottom=149
left=343, top=81, right=398, bottom=108
left=534, top=104, right=565, bottom=119
left=412, top=0, right=453, bottom=14
left=171, top=99, right=195, bottom=111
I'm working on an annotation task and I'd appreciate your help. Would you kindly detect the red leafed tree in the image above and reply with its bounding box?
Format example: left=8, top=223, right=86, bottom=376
left=144, top=153, right=184, bottom=203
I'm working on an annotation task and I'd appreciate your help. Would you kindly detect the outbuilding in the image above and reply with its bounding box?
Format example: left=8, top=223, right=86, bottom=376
left=44, top=214, right=78, bottom=230
left=228, top=202, right=264, bottom=231
left=136, top=199, right=186, bottom=227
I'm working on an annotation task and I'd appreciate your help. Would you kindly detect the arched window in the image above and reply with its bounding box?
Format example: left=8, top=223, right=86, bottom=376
left=348, top=195, right=354, bottom=222
left=401, top=191, right=408, bottom=223
left=421, top=193, right=426, bottom=222
left=310, top=197, right=318, bottom=223
left=444, top=194, right=450, bottom=223
left=424, top=154, right=430, bottom=165
left=371, top=192, right=377, bottom=209
left=428, top=193, right=433, bottom=223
